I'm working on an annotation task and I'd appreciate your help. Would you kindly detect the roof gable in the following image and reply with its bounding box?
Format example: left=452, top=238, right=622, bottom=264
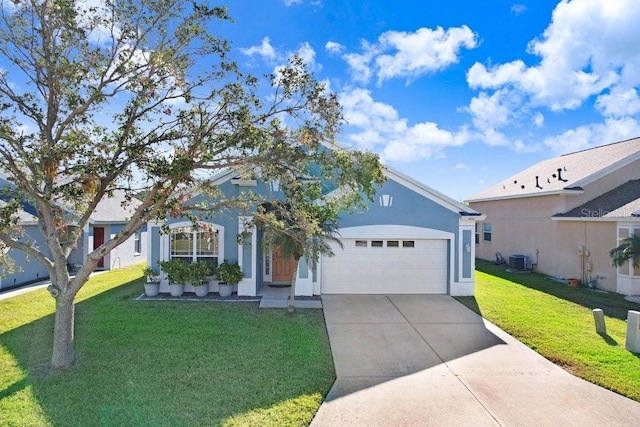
left=384, top=166, right=479, bottom=216
left=467, top=137, right=640, bottom=202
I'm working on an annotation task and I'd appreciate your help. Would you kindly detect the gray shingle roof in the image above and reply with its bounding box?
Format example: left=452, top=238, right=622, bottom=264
left=90, top=189, right=142, bottom=223
left=0, top=200, right=38, bottom=222
left=553, top=180, right=640, bottom=219
left=467, top=137, right=640, bottom=202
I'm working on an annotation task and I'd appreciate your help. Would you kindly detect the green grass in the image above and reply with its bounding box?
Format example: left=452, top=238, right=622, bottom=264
left=457, top=260, right=640, bottom=402
left=0, top=265, right=335, bottom=426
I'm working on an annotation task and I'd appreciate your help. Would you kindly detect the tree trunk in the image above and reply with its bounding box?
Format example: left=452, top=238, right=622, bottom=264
left=50, top=291, right=76, bottom=369
left=288, top=258, right=300, bottom=314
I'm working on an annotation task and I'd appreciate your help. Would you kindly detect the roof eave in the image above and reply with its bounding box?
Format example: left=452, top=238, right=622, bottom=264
left=467, top=188, right=584, bottom=203
left=551, top=215, right=640, bottom=222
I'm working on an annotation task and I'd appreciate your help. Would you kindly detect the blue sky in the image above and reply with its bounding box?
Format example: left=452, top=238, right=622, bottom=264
left=220, top=0, right=640, bottom=201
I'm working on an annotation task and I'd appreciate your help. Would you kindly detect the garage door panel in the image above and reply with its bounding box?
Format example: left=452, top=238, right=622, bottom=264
left=322, top=239, right=447, bottom=294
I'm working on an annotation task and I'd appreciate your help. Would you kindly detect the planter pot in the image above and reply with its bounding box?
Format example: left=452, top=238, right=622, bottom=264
left=218, top=282, right=234, bottom=297
left=144, top=282, right=160, bottom=297
left=568, top=278, right=580, bottom=288
left=169, top=283, right=185, bottom=297
left=193, top=284, right=209, bottom=297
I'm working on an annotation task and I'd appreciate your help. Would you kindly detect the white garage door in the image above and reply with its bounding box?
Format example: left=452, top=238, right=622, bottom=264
left=322, top=238, right=448, bottom=294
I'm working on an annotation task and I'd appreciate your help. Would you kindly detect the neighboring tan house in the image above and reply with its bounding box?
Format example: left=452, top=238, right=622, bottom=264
left=148, top=166, right=482, bottom=297
left=0, top=179, right=147, bottom=290
left=466, top=137, right=640, bottom=296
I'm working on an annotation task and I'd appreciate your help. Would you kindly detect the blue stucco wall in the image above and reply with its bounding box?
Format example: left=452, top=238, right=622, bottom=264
left=1, top=225, right=51, bottom=289
left=337, top=177, right=463, bottom=282
left=150, top=173, right=467, bottom=285
left=337, top=178, right=459, bottom=232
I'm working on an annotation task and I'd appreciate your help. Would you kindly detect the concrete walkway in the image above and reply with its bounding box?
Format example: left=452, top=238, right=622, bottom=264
left=312, top=294, right=640, bottom=426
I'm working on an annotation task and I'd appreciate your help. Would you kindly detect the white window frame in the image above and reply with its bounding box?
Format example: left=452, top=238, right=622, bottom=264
left=134, top=229, right=142, bottom=255
left=617, top=227, right=640, bottom=277
left=167, top=222, right=224, bottom=266
left=483, top=223, right=492, bottom=243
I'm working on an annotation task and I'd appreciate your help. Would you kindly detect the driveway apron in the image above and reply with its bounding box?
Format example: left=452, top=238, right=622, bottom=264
left=311, top=294, right=640, bottom=426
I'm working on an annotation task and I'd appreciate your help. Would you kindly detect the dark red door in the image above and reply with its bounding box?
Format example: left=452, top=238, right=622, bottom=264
left=94, top=227, right=105, bottom=269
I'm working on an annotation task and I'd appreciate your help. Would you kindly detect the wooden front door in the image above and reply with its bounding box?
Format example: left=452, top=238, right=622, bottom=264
left=272, top=246, right=294, bottom=283
left=93, top=227, right=105, bottom=269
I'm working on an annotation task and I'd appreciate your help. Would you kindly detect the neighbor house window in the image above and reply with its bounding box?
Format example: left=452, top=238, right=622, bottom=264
left=170, top=225, right=219, bottom=265
left=387, top=240, right=399, bottom=248
left=475, top=223, right=479, bottom=245
left=371, top=240, right=383, bottom=247
left=134, top=229, right=141, bottom=254
left=355, top=240, right=368, bottom=247
left=483, top=223, right=492, bottom=242
left=634, top=230, right=640, bottom=277
left=618, top=228, right=629, bottom=275
left=403, top=241, right=415, bottom=248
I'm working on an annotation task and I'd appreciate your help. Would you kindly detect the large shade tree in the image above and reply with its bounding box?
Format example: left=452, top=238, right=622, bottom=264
left=0, top=0, right=384, bottom=369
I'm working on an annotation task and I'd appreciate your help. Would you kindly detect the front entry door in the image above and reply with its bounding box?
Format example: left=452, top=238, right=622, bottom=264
left=94, top=227, right=105, bottom=269
left=272, top=246, right=294, bottom=283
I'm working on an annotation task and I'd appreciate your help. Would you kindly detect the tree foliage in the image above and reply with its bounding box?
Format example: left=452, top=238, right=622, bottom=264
left=610, top=234, right=640, bottom=269
left=0, top=0, right=384, bottom=368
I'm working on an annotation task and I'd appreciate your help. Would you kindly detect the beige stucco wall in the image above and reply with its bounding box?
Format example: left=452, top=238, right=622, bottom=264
left=578, top=158, right=640, bottom=206
left=470, top=157, right=640, bottom=294
left=471, top=197, right=619, bottom=293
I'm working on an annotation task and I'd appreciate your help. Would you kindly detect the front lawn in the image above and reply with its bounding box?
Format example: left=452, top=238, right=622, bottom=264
left=0, top=265, right=335, bottom=426
left=457, top=260, right=640, bottom=402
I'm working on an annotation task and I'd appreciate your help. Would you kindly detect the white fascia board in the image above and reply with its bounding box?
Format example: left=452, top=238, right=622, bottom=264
left=466, top=188, right=584, bottom=203
left=551, top=216, right=633, bottom=223
left=207, top=169, right=239, bottom=186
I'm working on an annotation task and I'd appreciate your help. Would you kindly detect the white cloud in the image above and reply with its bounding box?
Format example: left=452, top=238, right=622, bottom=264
left=596, top=88, right=640, bottom=117
left=339, top=88, right=471, bottom=161
left=295, top=42, right=320, bottom=72
left=343, top=41, right=378, bottom=84
left=342, top=26, right=478, bottom=85
left=455, top=163, right=466, bottom=169
left=240, top=37, right=277, bottom=62
left=325, top=41, right=345, bottom=54
left=533, top=112, right=544, bottom=127
left=240, top=37, right=278, bottom=62
left=375, top=26, right=478, bottom=84
left=467, top=0, right=640, bottom=112
left=283, top=0, right=302, bottom=5
left=466, top=89, right=519, bottom=132
left=543, top=117, right=640, bottom=154
left=511, top=4, right=527, bottom=15
left=72, top=0, right=121, bottom=45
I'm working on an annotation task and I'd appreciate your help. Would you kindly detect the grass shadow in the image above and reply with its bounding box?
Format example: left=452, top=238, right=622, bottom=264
left=598, top=332, right=618, bottom=346
left=0, top=270, right=335, bottom=426
left=476, top=259, right=639, bottom=321
left=0, top=378, right=29, bottom=401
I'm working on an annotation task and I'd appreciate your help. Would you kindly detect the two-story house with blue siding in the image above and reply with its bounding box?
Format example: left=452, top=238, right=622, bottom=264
left=147, top=166, right=481, bottom=297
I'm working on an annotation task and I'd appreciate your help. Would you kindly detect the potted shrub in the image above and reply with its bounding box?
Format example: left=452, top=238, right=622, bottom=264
left=189, top=261, right=211, bottom=297
left=143, top=266, right=161, bottom=297
left=159, top=260, right=189, bottom=297
left=216, top=260, right=243, bottom=297
left=205, top=263, right=218, bottom=287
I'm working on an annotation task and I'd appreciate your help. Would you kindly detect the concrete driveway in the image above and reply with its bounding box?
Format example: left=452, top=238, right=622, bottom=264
left=311, top=295, right=640, bottom=426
